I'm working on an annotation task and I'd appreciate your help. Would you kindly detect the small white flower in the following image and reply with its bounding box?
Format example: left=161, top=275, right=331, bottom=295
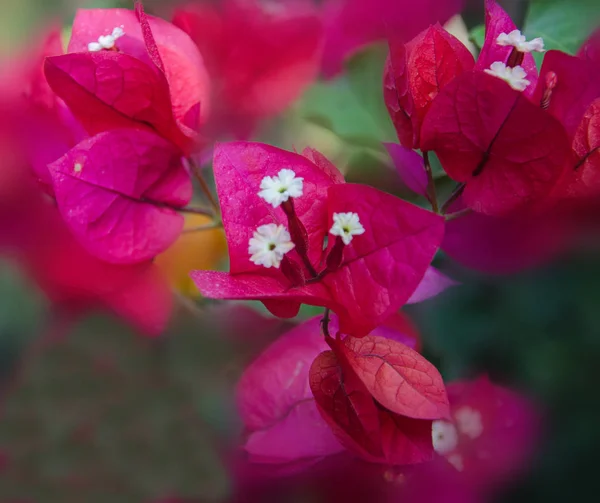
left=258, top=169, right=304, bottom=208
left=497, top=30, right=545, bottom=53
left=329, top=212, right=365, bottom=245
left=248, top=223, right=295, bottom=268
left=454, top=406, right=483, bottom=439
left=484, top=61, right=531, bottom=91
left=432, top=420, right=459, bottom=455
left=87, top=25, right=125, bottom=52
left=447, top=453, right=465, bottom=472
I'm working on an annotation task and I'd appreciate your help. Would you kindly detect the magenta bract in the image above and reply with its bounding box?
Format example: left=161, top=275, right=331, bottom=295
left=48, top=129, right=191, bottom=264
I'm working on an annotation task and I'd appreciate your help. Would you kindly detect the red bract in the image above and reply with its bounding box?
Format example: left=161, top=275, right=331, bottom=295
left=340, top=335, right=449, bottom=419
left=48, top=129, right=191, bottom=264
left=322, top=0, right=463, bottom=76
left=173, top=0, right=323, bottom=139
left=442, top=199, right=572, bottom=274
left=533, top=50, right=600, bottom=139
left=237, top=315, right=423, bottom=467
left=309, top=336, right=442, bottom=465
left=45, top=6, right=209, bottom=154
left=192, top=142, right=444, bottom=337
left=475, top=0, right=538, bottom=96
left=578, top=28, right=600, bottom=63
left=420, top=71, right=570, bottom=215
left=384, top=24, right=474, bottom=149
left=557, top=98, right=600, bottom=199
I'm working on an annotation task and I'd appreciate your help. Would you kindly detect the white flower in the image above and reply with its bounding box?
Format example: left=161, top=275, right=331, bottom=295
left=497, top=30, right=545, bottom=53
left=329, top=212, right=365, bottom=245
left=447, top=453, right=465, bottom=472
left=258, top=169, right=304, bottom=208
left=88, top=25, right=125, bottom=52
left=432, top=420, right=459, bottom=455
left=454, top=406, right=483, bottom=439
left=484, top=61, right=531, bottom=91
left=248, top=223, right=295, bottom=268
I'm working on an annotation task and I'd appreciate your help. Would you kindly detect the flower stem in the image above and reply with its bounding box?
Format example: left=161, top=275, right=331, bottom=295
left=187, top=157, right=220, bottom=214
left=182, top=222, right=223, bottom=233
left=423, top=151, right=439, bottom=213
left=445, top=208, right=472, bottom=222
left=321, top=308, right=331, bottom=339
left=441, top=183, right=466, bottom=215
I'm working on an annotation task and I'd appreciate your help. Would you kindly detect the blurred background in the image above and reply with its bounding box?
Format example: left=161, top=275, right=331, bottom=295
left=0, top=0, right=599, bottom=502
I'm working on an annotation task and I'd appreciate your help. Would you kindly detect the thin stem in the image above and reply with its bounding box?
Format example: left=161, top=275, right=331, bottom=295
left=187, top=157, right=220, bottom=214
left=445, top=208, right=472, bottom=222
left=423, top=151, right=439, bottom=213
left=441, top=183, right=466, bottom=215
left=177, top=205, right=215, bottom=217
left=321, top=308, right=331, bottom=339
left=183, top=222, right=222, bottom=233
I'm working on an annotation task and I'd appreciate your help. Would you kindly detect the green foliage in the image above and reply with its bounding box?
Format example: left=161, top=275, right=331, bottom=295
left=298, top=44, right=397, bottom=149
left=525, top=0, right=600, bottom=64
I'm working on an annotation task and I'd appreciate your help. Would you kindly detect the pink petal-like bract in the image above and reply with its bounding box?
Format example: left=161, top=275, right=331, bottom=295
left=192, top=144, right=444, bottom=337
left=322, top=0, right=464, bottom=76
left=238, top=317, right=344, bottom=463
left=384, top=24, right=474, bottom=148
left=407, top=266, right=458, bottom=304
left=420, top=71, right=570, bottom=215
left=476, top=0, right=538, bottom=97
left=383, top=143, right=428, bottom=198
left=67, top=7, right=210, bottom=143
left=532, top=50, right=600, bottom=139
left=578, top=28, right=600, bottom=63
left=340, top=335, right=450, bottom=419
left=445, top=376, right=539, bottom=490
left=48, top=129, right=191, bottom=264
left=442, top=200, right=572, bottom=274
left=310, top=343, right=435, bottom=465
left=173, top=0, right=322, bottom=139
left=310, top=349, right=385, bottom=461
left=560, top=98, right=600, bottom=199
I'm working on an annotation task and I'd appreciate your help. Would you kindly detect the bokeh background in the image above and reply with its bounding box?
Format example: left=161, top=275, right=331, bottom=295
left=0, top=0, right=599, bottom=502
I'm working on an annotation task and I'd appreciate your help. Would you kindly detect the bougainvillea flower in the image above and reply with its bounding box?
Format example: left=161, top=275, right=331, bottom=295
left=173, top=0, right=323, bottom=139
left=429, top=376, right=539, bottom=492
left=322, top=0, right=464, bottom=76
left=384, top=23, right=474, bottom=149
left=552, top=98, right=600, bottom=200
left=532, top=50, right=600, bottom=140
left=420, top=71, right=570, bottom=215
left=238, top=313, right=440, bottom=468
left=383, top=143, right=428, bottom=198
left=475, top=0, right=540, bottom=96
left=44, top=5, right=210, bottom=154
left=192, top=142, right=444, bottom=337
left=48, top=128, right=192, bottom=264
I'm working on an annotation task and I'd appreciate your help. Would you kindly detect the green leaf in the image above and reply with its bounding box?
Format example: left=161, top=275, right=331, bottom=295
left=298, top=43, right=397, bottom=148
left=525, top=0, right=600, bottom=65
left=469, top=24, right=485, bottom=51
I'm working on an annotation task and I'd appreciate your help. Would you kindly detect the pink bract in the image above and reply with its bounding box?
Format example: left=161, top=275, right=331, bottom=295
left=476, top=0, right=538, bottom=97
left=420, top=71, right=570, bottom=215
left=322, top=0, right=464, bottom=76
left=384, top=24, right=474, bottom=149
left=48, top=129, right=191, bottom=264
left=173, top=0, right=323, bottom=139
left=47, top=7, right=210, bottom=154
